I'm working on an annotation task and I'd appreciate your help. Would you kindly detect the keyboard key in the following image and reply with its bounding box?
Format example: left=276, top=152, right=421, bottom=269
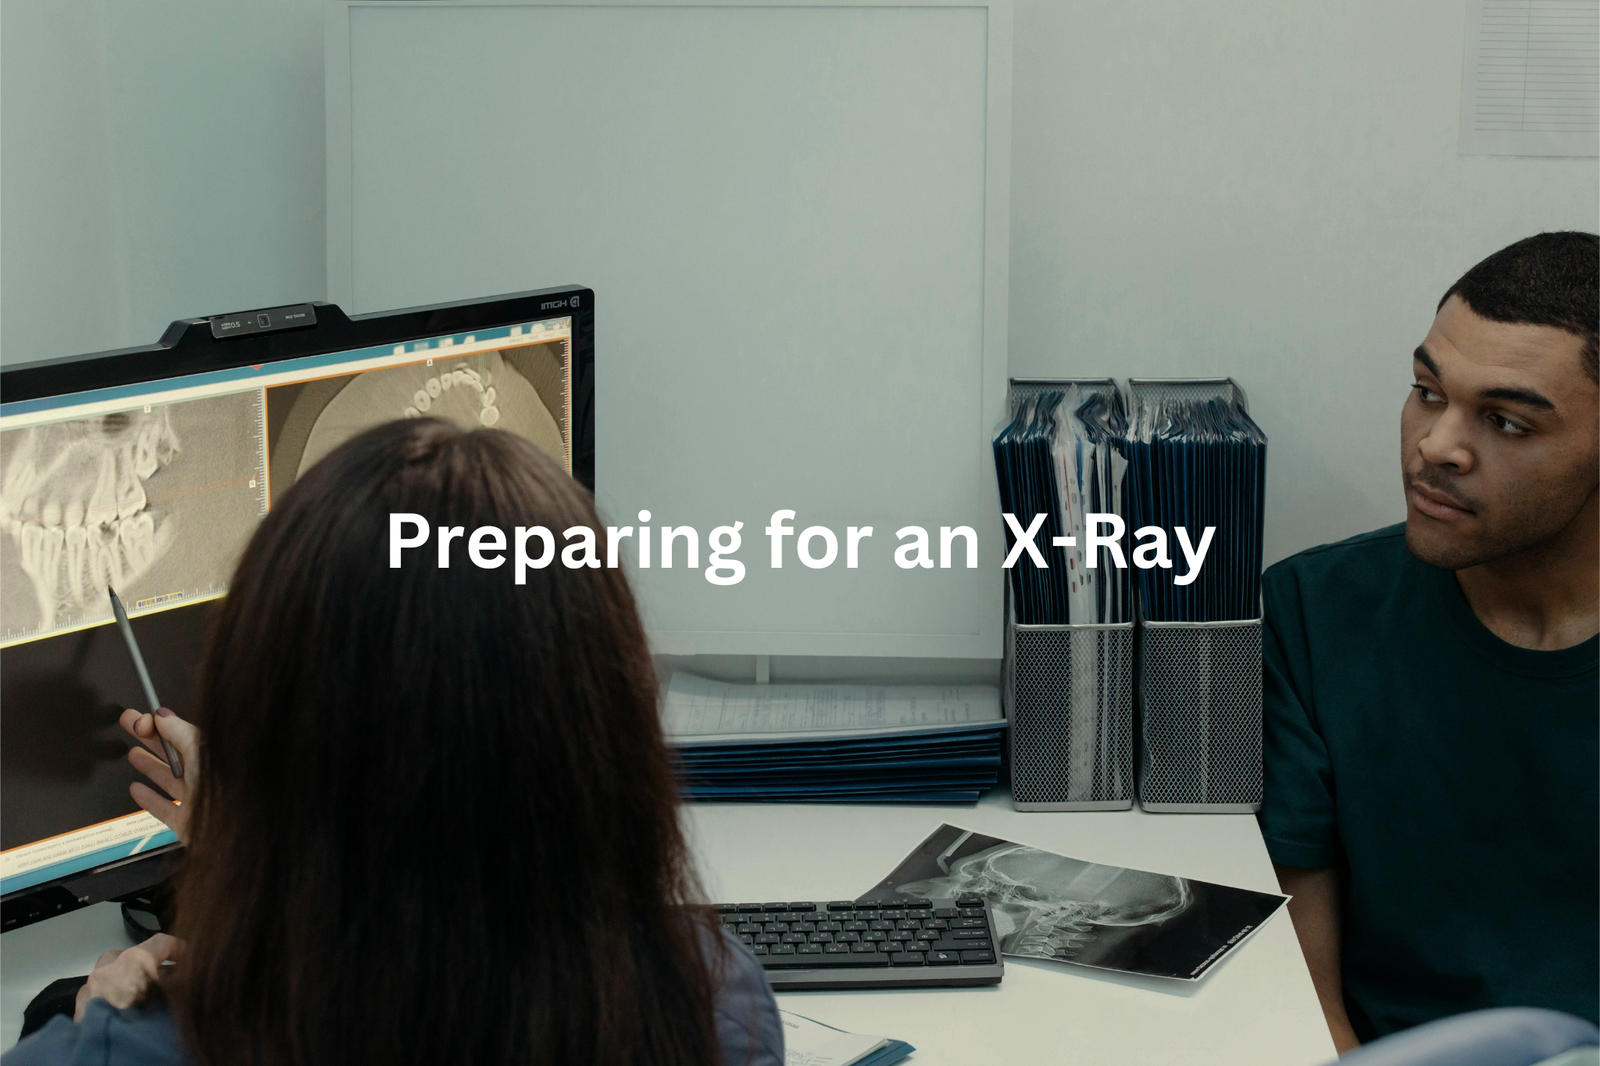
left=889, top=952, right=926, bottom=966
left=933, top=908, right=958, bottom=919
left=838, top=932, right=861, bottom=943
left=864, top=931, right=889, bottom=943
left=781, top=933, right=807, bottom=944
left=869, top=920, right=896, bottom=931
left=766, top=950, right=886, bottom=968
left=878, top=900, right=906, bottom=910
left=797, top=944, right=823, bottom=955
left=956, top=894, right=983, bottom=907
left=788, top=903, right=816, bottom=912
left=751, top=944, right=769, bottom=955
left=927, top=950, right=961, bottom=965
left=951, top=918, right=986, bottom=930
left=843, top=920, right=869, bottom=932
left=793, top=921, right=817, bottom=932
left=935, top=938, right=991, bottom=953
left=961, top=950, right=997, bottom=964
left=808, top=932, right=834, bottom=944
left=823, top=943, right=852, bottom=955
left=763, top=902, right=790, bottom=912
left=915, top=930, right=941, bottom=942
left=755, top=934, right=780, bottom=945
left=739, top=934, right=753, bottom=945
left=826, top=902, right=854, bottom=911
left=924, top=919, right=949, bottom=931
left=959, top=907, right=986, bottom=918
left=851, top=911, right=879, bottom=921
left=716, top=904, right=739, bottom=913
left=951, top=929, right=990, bottom=940
left=905, top=909, right=933, bottom=920
left=737, top=904, right=763, bottom=913
left=896, top=919, right=922, bottom=930
left=850, top=942, right=878, bottom=953
left=770, top=944, right=796, bottom=955
left=818, top=921, right=843, bottom=933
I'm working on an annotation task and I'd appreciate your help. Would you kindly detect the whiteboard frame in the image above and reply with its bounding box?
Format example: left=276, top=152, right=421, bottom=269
left=326, top=0, right=1012, bottom=659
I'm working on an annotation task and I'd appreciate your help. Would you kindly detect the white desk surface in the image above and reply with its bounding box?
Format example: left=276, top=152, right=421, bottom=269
left=3, top=791, right=1336, bottom=1064
left=685, top=790, right=1337, bottom=1066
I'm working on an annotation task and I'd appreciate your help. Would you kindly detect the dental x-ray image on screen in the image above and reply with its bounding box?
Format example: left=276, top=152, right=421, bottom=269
left=1, top=295, right=584, bottom=919
left=0, top=392, right=266, bottom=644
left=858, top=823, right=1288, bottom=980
left=265, top=339, right=569, bottom=507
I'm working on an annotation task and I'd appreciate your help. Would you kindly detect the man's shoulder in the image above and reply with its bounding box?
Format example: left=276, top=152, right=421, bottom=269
left=1265, top=523, right=1412, bottom=594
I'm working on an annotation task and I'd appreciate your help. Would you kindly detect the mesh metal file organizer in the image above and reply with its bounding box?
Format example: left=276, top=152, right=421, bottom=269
left=1135, top=614, right=1263, bottom=812
left=1003, top=379, right=1134, bottom=812
left=1126, top=378, right=1264, bottom=813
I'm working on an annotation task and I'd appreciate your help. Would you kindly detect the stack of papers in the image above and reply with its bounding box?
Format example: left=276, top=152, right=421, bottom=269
left=665, top=673, right=1004, bottom=804
left=992, top=386, right=1131, bottom=625
left=779, top=1010, right=914, bottom=1066
left=1125, top=392, right=1267, bottom=622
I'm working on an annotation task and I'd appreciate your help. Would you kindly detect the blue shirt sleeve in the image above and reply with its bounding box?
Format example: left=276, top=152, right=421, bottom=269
left=1258, top=561, right=1342, bottom=869
left=2, top=998, right=190, bottom=1066
left=710, top=928, right=786, bottom=1066
left=9, top=935, right=779, bottom=1066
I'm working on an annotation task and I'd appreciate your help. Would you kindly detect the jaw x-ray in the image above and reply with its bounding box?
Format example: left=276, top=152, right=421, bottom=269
left=859, top=823, right=1287, bottom=981
left=0, top=393, right=266, bottom=643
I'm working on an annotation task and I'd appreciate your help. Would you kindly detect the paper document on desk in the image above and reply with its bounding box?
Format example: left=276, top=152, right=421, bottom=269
left=779, top=1011, right=913, bottom=1066
left=664, top=672, right=1002, bottom=746
left=859, top=823, right=1289, bottom=981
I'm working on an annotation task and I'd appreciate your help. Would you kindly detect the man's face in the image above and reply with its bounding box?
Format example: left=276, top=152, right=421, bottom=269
left=1401, top=295, right=1599, bottom=570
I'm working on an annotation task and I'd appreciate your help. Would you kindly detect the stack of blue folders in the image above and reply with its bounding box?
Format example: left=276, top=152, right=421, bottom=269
left=664, top=673, right=1005, bottom=804
left=1125, top=391, right=1267, bottom=622
left=992, top=386, right=1130, bottom=625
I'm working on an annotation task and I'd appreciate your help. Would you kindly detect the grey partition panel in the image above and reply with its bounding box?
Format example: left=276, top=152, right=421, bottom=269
left=327, top=1, right=1012, bottom=658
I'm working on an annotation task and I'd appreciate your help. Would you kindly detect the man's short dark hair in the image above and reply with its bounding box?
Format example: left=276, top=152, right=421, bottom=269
left=1439, top=231, right=1599, bottom=383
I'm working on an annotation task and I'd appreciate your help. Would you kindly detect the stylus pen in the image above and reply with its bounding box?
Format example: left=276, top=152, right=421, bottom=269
left=107, top=587, right=184, bottom=779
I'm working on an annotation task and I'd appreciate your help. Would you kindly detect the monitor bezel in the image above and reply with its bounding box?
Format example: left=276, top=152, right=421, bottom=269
left=0, top=284, right=593, bottom=932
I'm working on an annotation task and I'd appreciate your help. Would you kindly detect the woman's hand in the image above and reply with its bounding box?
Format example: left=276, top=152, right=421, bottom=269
left=72, top=933, right=183, bottom=1021
left=118, top=708, right=199, bottom=845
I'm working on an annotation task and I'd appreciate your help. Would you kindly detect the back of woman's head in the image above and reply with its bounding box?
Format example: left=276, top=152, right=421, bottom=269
left=174, top=418, right=719, bottom=1066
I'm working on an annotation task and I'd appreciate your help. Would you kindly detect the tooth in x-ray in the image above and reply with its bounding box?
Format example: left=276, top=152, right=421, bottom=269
left=0, top=409, right=180, bottom=630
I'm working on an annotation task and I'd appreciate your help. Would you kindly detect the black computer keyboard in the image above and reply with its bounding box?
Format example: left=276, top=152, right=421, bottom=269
left=714, top=894, right=1004, bottom=990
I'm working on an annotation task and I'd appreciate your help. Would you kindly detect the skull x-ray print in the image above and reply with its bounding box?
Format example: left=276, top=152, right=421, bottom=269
left=859, top=824, right=1288, bottom=980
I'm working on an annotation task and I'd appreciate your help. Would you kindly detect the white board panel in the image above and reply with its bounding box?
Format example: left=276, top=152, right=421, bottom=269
left=328, top=1, right=1011, bottom=657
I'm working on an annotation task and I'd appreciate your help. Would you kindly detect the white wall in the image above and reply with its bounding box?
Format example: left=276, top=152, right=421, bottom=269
left=0, top=0, right=325, bottom=366
left=1009, top=1, right=1599, bottom=565
left=4, top=0, right=1596, bottom=574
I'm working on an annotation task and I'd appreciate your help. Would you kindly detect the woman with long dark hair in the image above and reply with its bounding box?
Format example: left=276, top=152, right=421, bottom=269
left=5, top=418, right=783, bottom=1066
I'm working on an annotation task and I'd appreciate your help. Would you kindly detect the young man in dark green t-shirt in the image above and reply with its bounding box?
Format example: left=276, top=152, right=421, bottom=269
left=1259, top=232, right=1599, bottom=1051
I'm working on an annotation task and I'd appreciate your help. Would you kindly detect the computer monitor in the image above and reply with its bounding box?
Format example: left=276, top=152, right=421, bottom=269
left=0, top=286, right=593, bottom=931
